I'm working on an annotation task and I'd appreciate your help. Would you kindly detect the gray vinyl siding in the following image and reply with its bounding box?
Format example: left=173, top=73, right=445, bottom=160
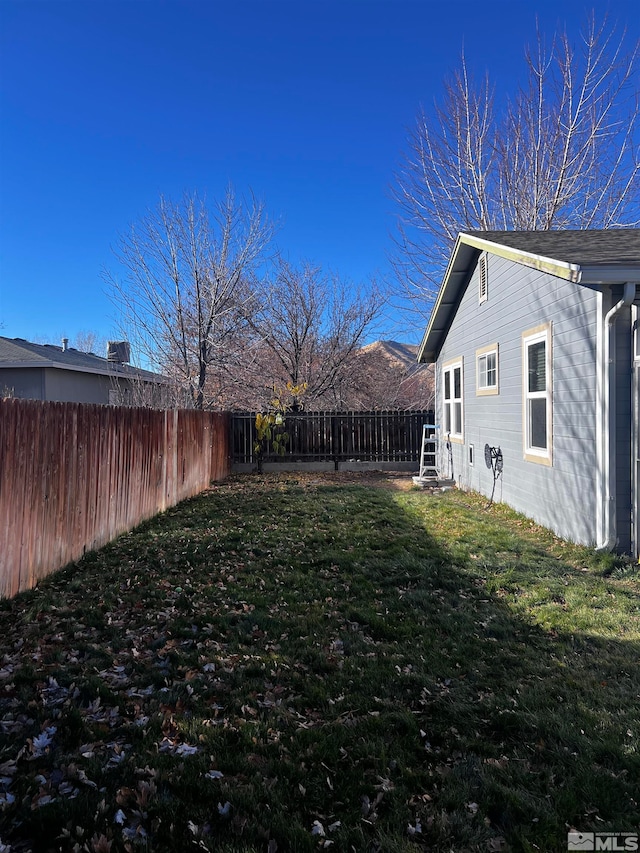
left=436, top=254, right=600, bottom=546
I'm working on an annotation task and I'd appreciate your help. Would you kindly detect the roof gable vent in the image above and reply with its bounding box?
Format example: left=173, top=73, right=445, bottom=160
left=107, top=341, right=131, bottom=364
left=479, top=254, right=488, bottom=304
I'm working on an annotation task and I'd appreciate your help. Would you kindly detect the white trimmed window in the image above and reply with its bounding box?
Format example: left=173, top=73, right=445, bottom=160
left=523, top=323, right=552, bottom=464
left=476, top=344, right=498, bottom=395
left=443, top=358, right=463, bottom=442
left=479, top=254, right=488, bottom=304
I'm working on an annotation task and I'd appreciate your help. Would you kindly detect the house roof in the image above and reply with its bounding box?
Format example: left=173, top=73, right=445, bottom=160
left=0, top=337, right=166, bottom=383
left=418, top=229, right=640, bottom=363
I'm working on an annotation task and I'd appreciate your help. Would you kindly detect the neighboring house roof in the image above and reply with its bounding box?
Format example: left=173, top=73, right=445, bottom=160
left=418, top=229, right=640, bottom=363
left=0, top=337, right=166, bottom=383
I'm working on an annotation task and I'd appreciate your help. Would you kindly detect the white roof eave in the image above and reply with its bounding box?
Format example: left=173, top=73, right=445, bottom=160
left=459, top=233, right=583, bottom=283
left=417, top=233, right=583, bottom=364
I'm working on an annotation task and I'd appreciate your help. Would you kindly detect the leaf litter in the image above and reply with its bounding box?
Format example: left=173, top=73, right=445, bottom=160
left=0, top=472, right=637, bottom=851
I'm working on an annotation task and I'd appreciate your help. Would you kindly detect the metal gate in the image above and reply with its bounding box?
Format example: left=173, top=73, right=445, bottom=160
left=231, top=410, right=434, bottom=469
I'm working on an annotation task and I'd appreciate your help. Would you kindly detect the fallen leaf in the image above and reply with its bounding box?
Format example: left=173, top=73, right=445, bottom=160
left=91, top=834, right=113, bottom=853
left=407, top=818, right=422, bottom=836
left=204, top=770, right=224, bottom=780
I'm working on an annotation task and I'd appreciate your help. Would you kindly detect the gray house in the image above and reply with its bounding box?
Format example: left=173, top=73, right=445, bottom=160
left=418, top=230, right=640, bottom=555
left=0, top=337, right=168, bottom=406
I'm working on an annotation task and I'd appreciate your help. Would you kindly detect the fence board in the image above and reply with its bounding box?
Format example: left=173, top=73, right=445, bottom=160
left=0, top=400, right=230, bottom=598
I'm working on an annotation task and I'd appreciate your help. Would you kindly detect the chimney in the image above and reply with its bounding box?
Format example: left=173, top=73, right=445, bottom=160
left=61, top=337, right=69, bottom=352
left=107, top=341, right=131, bottom=364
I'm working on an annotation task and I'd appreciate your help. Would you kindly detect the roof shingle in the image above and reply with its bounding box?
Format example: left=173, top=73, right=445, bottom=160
left=462, top=229, right=640, bottom=267
left=0, top=337, right=164, bottom=382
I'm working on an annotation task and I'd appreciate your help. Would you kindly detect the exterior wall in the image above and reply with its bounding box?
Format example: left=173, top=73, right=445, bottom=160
left=0, top=367, right=159, bottom=407
left=0, top=368, right=45, bottom=400
left=436, top=254, right=600, bottom=546
left=44, top=368, right=112, bottom=404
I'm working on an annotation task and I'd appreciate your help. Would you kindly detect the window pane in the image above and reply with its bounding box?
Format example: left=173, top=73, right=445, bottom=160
left=444, top=371, right=451, bottom=400
left=477, top=355, right=485, bottom=387
left=454, top=367, right=461, bottom=398
left=444, top=402, right=451, bottom=432
left=530, top=398, right=547, bottom=449
left=528, top=341, right=546, bottom=393
left=487, top=352, right=496, bottom=386
left=454, top=402, right=462, bottom=435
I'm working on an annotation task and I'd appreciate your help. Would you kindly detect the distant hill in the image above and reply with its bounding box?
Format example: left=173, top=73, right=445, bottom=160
left=360, top=340, right=421, bottom=371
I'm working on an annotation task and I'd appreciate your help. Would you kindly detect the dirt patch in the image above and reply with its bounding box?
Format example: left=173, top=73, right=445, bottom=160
left=223, top=470, right=418, bottom=492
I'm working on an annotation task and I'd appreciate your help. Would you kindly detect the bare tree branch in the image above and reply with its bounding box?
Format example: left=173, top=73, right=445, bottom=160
left=104, top=188, right=276, bottom=408
left=242, top=258, right=385, bottom=409
left=392, top=12, right=639, bottom=328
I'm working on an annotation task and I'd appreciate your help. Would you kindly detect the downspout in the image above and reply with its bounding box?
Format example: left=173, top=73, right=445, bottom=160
left=596, top=282, right=636, bottom=551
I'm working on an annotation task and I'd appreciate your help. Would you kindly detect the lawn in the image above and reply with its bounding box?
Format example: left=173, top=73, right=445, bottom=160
left=0, top=472, right=639, bottom=853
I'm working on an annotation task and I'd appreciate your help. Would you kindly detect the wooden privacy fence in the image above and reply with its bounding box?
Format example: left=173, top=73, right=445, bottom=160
left=231, top=410, right=434, bottom=466
left=0, top=399, right=230, bottom=598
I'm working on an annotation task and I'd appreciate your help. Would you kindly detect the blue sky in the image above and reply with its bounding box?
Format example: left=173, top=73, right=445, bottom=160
left=1, top=0, right=638, bottom=349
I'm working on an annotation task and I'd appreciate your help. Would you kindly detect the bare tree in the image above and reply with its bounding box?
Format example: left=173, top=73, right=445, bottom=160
left=394, top=13, right=640, bottom=322
left=72, top=330, right=108, bottom=355
left=243, top=258, right=384, bottom=409
left=105, top=188, right=276, bottom=409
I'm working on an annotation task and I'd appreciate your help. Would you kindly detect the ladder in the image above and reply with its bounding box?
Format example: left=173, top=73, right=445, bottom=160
left=418, top=424, right=438, bottom=479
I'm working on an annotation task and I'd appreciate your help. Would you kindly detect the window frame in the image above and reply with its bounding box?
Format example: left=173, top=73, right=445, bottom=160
left=522, top=323, right=552, bottom=465
left=476, top=343, right=499, bottom=396
left=443, top=357, right=464, bottom=444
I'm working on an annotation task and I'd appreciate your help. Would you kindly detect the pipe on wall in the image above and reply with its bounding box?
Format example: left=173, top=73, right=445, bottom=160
left=596, top=281, right=636, bottom=551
